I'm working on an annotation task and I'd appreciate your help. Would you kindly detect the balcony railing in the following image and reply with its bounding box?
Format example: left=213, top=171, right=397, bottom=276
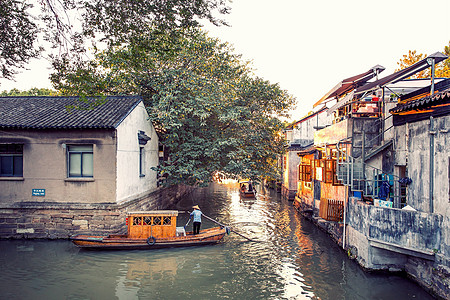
left=336, top=146, right=407, bottom=209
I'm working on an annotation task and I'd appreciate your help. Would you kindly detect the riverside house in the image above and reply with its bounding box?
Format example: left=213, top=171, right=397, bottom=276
left=291, top=51, right=450, bottom=299
left=281, top=106, right=331, bottom=201
left=293, top=65, right=385, bottom=213
left=0, top=95, right=186, bottom=239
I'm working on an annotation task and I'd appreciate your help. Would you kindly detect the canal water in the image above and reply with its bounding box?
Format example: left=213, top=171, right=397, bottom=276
left=0, top=183, right=433, bottom=300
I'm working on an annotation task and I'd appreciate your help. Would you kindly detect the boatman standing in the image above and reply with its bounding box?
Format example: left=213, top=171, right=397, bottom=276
left=190, top=205, right=202, bottom=235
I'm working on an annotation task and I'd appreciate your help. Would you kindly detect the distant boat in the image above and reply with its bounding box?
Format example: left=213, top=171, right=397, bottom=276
left=239, top=179, right=256, bottom=198
left=70, top=211, right=227, bottom=250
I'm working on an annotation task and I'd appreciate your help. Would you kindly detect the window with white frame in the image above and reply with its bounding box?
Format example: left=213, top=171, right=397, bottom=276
left=0, top=144, right=23, bottom=177
left=139, top=146, right=145, bottom=177
left=67, top=145, right=93, bottom=177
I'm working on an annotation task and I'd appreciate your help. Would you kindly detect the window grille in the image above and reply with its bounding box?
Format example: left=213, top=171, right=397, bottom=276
left=133, top=217, right=142, bottom=226
left=163, top=216, right=171, bottom=225
left=153, top=216, right=162, bottom=225
left=143, top=216, right=152, bottom=225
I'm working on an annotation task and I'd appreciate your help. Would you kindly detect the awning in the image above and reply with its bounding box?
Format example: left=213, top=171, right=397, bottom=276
left=313, top=65, right=385, bottom=108
left=296, top=144, right=317, bottom=156
left=355, top=52, right=448, bottom=95
left=327, top=90, right=354, bottom=115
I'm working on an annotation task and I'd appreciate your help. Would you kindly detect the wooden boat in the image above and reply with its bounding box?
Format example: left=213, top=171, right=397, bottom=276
left=70, top=211, right=227, bottom=250
left=239, top=179, right=256, bottom=198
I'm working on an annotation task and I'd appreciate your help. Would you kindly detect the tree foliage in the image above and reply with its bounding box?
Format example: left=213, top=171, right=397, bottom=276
left=0, top=0, right=41, bottom=80
left=51, top=29, right=295, bottom=185
left=436, top=41, right=450, bottom=78
left=395, top=50, right=427, bottom=78
left=395, top=41, right=450, bottom=78
left=0, top=0, right=230, bottom=82
left=0, top=87, right=57, bottom=96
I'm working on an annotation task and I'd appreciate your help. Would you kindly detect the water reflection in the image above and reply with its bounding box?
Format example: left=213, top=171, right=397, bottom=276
left=116, top=255, right=180, bottom=299
left=0, top=183, right=434, bottom=300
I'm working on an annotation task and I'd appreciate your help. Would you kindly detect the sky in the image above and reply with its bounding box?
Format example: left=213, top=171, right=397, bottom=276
left=1, top=0, right=449, bottom=121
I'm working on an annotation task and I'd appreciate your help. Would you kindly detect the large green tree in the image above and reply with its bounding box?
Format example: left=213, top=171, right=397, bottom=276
left=51, top=29, right=295, bottom=185
left=0, top=0, right=41, bottom=80
left=0, top=0, right=230, bottom=82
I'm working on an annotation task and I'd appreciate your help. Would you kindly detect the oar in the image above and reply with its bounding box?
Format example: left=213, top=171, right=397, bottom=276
left=184, top=217, right=191, bottom=229
left=201, top=213, right=261, bottom=242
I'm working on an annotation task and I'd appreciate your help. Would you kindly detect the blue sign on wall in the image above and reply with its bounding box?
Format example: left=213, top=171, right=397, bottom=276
left=32, top=189, right=45, bottom=196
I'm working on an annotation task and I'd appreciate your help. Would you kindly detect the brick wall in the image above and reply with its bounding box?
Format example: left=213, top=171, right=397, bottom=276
left=0, top=184, right=194, bottom=239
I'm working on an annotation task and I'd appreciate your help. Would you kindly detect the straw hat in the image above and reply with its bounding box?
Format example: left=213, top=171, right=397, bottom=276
left=192, top=205, right=200, bottom=210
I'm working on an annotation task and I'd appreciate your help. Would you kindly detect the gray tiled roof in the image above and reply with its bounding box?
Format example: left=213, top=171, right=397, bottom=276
left=0, top=95, right=143, bottom=129
left=390, top=88, right=450, bottom=114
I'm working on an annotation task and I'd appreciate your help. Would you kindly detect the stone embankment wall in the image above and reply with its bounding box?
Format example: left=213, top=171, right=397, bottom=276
left=295, top=196, right=449, bottom=300
left=346, top=197, right=449, bottom=300
left=0, top=184, right=194, bottom=239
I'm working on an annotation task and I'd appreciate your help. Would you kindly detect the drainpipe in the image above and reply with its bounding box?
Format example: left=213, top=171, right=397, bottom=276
left=362, top=131, right=366, bottom=197
left=313, top=151, right=317, bottom=215
left=342, top=188, right=347, bottom=250
left=428, top=57, right=436, bottom=96
left=382, top=87, right=385, bottom=141
left=337, top=140, right=347, bottom=250
left=429, top=116, right=435, bottom=213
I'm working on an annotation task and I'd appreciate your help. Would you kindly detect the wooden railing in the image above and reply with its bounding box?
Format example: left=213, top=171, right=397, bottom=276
left=319, top=198, right=344, bottom=222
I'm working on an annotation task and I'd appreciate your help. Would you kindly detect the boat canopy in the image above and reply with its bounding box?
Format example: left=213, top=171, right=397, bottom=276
left=127, top=211, right=179, bottom=239
left=127, top=210, right=179, bottom=216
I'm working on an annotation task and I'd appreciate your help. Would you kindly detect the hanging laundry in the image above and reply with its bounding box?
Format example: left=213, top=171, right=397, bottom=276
left=398, top=177, right=412, bottom=185
left=379, top=180, right=391, bottom=199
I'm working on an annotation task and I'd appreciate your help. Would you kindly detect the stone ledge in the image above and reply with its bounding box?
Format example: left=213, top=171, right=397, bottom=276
left=0, top=177, right=24, bottom=181
left=369, top=238, right=435, bottom=261
left=64, top=178, right=95, bottom=182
